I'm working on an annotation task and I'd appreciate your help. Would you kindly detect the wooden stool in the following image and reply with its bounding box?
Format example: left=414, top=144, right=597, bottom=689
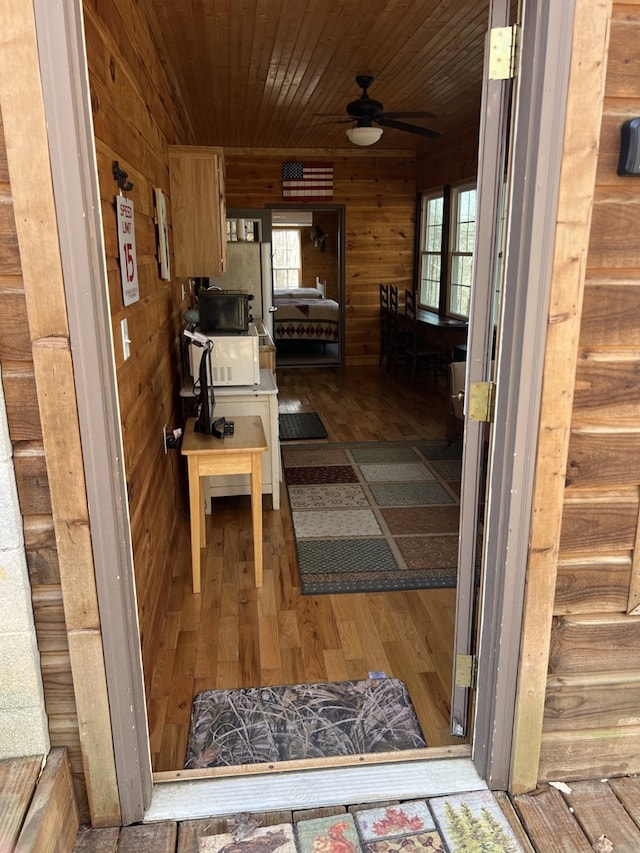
left=181, top=416, right=267, bottom=593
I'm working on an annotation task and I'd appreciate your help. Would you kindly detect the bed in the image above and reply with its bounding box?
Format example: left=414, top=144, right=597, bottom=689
left=273, top=287, right=339, bottom=345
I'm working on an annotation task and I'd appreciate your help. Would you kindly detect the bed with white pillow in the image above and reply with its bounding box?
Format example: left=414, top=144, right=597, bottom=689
left=273, top=287, right=339, bottom=345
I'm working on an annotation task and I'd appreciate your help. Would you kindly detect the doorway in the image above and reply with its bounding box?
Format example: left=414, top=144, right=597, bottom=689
left=269, top=205, right=345, bottom=368
left=32, top=0, right=584, bottom=824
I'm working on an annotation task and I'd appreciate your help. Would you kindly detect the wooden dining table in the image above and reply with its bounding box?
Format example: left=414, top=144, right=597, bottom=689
left=415, top=308, right=468, bottom=360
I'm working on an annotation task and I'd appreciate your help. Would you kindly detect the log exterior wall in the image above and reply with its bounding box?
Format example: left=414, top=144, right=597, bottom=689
left=0, top=102, right=87, bottom=816
left=535, top=2, right=640, bottom=782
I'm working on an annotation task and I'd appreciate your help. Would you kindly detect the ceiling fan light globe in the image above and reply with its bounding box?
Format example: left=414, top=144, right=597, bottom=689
left=346, top=126, right=383, bottom=146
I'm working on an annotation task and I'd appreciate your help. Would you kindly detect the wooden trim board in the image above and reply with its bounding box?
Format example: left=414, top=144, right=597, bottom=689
left=510, top=0, right=612, bottom=793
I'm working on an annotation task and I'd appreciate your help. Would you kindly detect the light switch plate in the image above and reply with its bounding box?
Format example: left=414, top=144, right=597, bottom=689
left=121, top=318, right=130, bottom=360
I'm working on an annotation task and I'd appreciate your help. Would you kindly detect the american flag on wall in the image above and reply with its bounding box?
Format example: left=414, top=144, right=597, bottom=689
left=282, top=162, right=333, bottom=199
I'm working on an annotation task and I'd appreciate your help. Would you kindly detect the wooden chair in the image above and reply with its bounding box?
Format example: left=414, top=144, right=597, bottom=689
left=403, top=289, right=439, bottom=386
left=447, top=359, right=466, bottom=443
left=378, top=283, right=390, bottom=368
left=387, top=285, right=406, bottom=372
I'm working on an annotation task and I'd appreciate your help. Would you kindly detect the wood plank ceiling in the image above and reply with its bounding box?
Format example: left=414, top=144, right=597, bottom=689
left=151, top=0, right=490, bottom=151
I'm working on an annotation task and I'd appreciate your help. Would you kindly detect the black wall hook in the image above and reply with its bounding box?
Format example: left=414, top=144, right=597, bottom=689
left=112, top=160, right=134, bottom=192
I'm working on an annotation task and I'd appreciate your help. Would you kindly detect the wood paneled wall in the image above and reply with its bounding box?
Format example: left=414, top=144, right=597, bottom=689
left=83, top=0, right=193, bottom=696
left=416, top=121, right=481, bottom=192
left=0, top=104, right=89, bottom=817
left=300, top=211, right=340, bottom=302
left=224, top=151, right=417, bottom=364
left=538, top=2, right=640, bottom=782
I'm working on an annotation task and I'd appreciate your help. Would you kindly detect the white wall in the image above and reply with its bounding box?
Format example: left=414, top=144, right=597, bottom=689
left=0, top=365, right=49, bottom=758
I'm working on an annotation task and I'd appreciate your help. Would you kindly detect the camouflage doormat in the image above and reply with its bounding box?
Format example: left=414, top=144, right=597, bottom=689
left=281, top=441, right=462, bottom=594
left=184, top=678, right=426, bottom=769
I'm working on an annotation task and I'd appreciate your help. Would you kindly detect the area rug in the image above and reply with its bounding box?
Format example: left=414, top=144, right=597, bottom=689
left=282, top=440, right=462, bottom=594
left=184, top=678, right=426, bottom=768
left=279, top=411, right=327, bottom=441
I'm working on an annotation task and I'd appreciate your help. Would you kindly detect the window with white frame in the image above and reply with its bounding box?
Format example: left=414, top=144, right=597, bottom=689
left=272, top=228, right=302, bottom=289
left=418, top=192, right=444, bottom=311
left=448, top=183, right=476, bottom=318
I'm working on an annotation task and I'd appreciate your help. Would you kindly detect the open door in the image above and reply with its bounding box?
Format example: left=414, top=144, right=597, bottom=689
left=451, top=0, right=519, bottom=737
left=453, top=0, right=584, bottom=791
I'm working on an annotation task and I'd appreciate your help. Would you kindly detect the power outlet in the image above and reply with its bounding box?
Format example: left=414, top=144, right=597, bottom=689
left=163, top=425, right=182, bottom=453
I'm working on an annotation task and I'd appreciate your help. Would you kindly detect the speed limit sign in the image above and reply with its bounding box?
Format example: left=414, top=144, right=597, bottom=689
left=116, top=195, right=140, bottom=306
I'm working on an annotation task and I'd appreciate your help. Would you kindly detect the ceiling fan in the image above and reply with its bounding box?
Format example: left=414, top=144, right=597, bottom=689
left=317, top=75, right=442, bottom=146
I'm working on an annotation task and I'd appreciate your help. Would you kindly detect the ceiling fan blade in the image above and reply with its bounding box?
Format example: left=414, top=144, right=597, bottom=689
left=310, top=118, right=353, bottom=126
left=379, top=111, right=437, bottom=120
left=375, top=117, right=442, bottom=139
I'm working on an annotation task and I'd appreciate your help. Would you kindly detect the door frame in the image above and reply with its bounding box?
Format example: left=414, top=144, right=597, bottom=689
left=28, top=0, right=590, bottom=822
left=459, top=0, right=582, bottom=789
left=30, top=0, right=151, bottom=823
left=268, top=203, right=346, bottom=367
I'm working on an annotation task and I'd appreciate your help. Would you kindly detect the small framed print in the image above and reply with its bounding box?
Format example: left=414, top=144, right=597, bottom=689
left=154, top=187, right=171, bottom=280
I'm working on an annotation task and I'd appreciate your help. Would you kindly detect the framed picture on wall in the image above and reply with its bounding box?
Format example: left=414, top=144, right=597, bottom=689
left=154, top=187, right=171, bottom=280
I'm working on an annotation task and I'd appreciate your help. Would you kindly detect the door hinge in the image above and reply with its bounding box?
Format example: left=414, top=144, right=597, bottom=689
left=468, top=381, right=495, bottom=423
left=455, top=654, right=478, bottom=689
left=489, top=25, right=518, bottom=80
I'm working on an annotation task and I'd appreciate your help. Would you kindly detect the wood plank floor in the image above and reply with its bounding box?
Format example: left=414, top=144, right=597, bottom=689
left=73, top=778, right=640, bottom=851
left=149, top=365, right=465, bottom=772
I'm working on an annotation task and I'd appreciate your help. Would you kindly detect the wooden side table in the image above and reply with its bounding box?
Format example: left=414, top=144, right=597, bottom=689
left=181, top=416, right=267, bottom=593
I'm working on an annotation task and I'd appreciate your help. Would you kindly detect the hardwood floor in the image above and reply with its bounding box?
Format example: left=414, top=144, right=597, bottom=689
left=149, top=366, right=466, bottom=772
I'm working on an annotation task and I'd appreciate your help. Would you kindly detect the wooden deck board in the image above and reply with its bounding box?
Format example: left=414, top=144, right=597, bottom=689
left=511, top=785, right=594, bottom=852
left=564, top=779, right=640, bottom=851
left=117, top=820, right=177, bottom=852
left=70, top=777, right=640, bottom=851
left=0, top=756, right=42, bottom=853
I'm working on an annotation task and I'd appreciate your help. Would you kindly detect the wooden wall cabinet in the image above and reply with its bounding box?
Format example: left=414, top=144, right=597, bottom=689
left=168, top=145, right=227, bottom=277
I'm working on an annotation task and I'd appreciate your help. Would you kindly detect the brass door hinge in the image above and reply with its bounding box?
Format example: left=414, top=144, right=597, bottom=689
left=455, top=654, right=478, bottom=689
left=468, top=381, right=495, bottom=423
left=489, top=25, right=518, bottom=80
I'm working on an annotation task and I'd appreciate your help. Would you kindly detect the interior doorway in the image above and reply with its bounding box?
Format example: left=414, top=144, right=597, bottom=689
left=269, top=205, right=345, bottom=368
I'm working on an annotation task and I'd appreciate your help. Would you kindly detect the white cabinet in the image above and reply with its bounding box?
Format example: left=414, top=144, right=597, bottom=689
left=201, top=369, right=280, bottom=511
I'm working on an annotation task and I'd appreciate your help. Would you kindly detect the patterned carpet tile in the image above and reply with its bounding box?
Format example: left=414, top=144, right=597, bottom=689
left=369, top=481, right=455, bottom=507
left=296, top=815, right=360, bottom=853
left=381, top=505, right=460, bottom=535
left=416, top=442, right=463, bottom=460
left=199, top=793, right=526, bottom=852
left=285, top=464, right=359, bottom=485
left=355, top=802, right=436, bottom=839
left=358, top=462, right=435, bottom=483
left=430, top=790, right=524, bottom=851
left=397, top=535, right=459, bottom=570
left=351, top=446, right=422, bottom=464
left=200, top=825, right=297, bottom=853
left=292, top=509, right=382, bottom=538
left=363, top=830, right=446, bottom=852
left=429, top=458, right=462, bottom=481
left=297, top=539, right=398, bottom=573
left=287, top=484, right=369, bottom=509
left=282, top=447, right=349, bottom=467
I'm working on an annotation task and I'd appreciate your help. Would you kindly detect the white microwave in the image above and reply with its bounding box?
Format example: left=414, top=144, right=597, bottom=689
left=188, top=323, right=260, bottom=386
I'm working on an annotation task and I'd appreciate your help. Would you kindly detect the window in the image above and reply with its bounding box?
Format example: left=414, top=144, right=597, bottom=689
left=416, top=182, right=477, bottom=320
left=448, top=183, right=476, bottom=318
left=272, top=228, right=302, bottom=289
left=418, top=192, right=444, bottom=311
